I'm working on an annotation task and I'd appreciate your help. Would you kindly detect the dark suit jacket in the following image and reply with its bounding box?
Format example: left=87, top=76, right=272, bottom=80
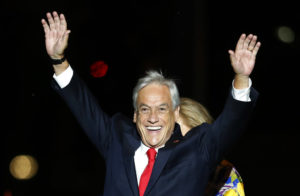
left=52, top=72, right=258, bottom=196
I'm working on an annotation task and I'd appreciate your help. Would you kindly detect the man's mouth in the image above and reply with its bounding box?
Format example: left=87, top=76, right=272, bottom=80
left=146, top=126, right=162, bottom=131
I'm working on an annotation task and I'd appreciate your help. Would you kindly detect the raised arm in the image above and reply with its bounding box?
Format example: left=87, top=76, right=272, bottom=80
left=41, top=11, right=71, bottom=75
left=42, top=12, right=115, bottom=156
left=228, top=34, right=261, bottom=89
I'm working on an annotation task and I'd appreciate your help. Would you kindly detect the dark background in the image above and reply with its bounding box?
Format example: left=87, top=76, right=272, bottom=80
left=1, top=0, right=299, bottom=195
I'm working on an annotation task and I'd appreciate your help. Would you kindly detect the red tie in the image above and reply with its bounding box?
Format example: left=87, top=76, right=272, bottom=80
left=139, top=148, right=157, bottom=196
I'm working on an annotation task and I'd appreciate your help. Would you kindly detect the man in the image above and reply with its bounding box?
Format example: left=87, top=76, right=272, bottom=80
left=41, top=11, right=260, bottom=196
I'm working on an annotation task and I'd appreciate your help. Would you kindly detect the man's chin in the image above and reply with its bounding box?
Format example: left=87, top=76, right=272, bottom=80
left=143, top=139, right=160, bottom=148
left=148, top=140, right=165, bottom=148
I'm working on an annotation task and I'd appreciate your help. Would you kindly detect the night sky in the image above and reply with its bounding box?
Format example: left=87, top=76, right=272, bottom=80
left=1, top=0, right=299, bottom=195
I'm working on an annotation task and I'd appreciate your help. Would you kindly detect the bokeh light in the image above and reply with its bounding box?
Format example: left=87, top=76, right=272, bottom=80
left=276, top=26, right=295, bottom=44
left=3, top=190, right=12, bottom=196
left=90, top=60, right=108, bottom=78
left=9, top=155, right=38, bottom=180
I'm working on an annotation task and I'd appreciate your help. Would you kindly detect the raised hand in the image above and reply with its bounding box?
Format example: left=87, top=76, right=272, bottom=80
left=41, top=11, right=71, bottom=60
left=228, top=34, right=261, bottom=77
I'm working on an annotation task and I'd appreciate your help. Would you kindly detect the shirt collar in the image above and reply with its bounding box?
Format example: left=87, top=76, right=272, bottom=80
left=140, top=142, right=164, bottom=154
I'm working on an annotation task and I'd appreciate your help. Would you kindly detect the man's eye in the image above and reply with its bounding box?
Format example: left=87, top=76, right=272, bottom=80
left=140, top=108, right=149, bottom=113
left=159, top=107, right=167, bottom=112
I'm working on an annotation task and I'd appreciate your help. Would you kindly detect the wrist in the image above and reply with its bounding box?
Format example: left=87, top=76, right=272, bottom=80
left=50, top=56, right=66, bottom=65
left=53, top=59, right=69, bottom=76
left=234, top=74, right=249, bottom=89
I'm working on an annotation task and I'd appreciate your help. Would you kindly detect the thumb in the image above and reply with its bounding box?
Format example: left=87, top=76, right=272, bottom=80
left=228, top=50, right=234, bottom=55
left=61, top=30, right=71, bottom=47
left=228, top=50, right=236, bottom=62
left=62, top=30, right=71, bottom=42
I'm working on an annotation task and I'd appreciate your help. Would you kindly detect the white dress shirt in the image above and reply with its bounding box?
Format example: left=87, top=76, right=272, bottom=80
left=53, top=65, right=252, bottom=184
left=134, top=143, right=162, bottom=184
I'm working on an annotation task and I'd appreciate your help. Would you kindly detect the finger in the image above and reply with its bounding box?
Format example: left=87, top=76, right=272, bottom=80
left=243, top=34, right=253, bottom=50
left=47, top=12, right=55, bottom=30
left=252, top=42, right=261, bottom=56
left=53, top=11, right=60, bottom=30
left=248, top=35, right=257, bottom=51
left=59, top=13, right=68, bottom=31
left=236, top=33, right=246, bottom=51
left=41, top=19, right=50, bottom=34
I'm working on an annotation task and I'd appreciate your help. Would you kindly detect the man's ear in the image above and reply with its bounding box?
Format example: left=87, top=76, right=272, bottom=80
left=133, top=111, right=137, bottom=123
left=174, top=106, right=180, bottom=121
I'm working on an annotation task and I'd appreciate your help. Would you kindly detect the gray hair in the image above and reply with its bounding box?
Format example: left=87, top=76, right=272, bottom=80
left=132, top=70, right=180, bottom=111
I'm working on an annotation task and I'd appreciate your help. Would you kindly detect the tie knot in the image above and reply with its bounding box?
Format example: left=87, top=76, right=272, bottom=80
left=147, top=148, right=157, bottom=161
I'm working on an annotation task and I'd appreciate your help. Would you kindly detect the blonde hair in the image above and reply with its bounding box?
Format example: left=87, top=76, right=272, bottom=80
left=179, top=97, right=213, bottom=129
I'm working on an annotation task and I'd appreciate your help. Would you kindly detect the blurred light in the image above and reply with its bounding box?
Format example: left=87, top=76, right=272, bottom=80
left=276, top=26, right=295, bottom=44
left=3, top=190, right=12, bottom=196
left=90, top=60, right=108, bottom=78
left=9, top=155, right=38, bottom=180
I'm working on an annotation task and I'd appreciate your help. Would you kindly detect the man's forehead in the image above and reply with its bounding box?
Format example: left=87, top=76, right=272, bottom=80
left=137, top=83, right=172, bottom=104
left=138, top=103, right=170, bottom=108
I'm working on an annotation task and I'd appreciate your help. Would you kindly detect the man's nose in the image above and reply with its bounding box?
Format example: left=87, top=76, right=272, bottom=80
left=147, top=110, right=159, bottom=123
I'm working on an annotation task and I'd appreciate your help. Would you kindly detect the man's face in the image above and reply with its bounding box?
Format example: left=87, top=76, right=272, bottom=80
left=134, top=83, right=179, bottom=148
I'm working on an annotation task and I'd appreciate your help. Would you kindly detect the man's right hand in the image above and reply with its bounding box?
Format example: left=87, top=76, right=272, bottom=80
left=41, top=11, right=70, bottom=60
left=42, top=11, right=71, bottom=75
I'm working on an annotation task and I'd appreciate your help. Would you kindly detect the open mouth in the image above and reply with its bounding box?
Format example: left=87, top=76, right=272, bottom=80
left=146, top=126, right=162, bottom=131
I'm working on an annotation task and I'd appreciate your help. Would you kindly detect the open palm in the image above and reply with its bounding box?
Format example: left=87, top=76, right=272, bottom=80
left=229, top=34, right=261, bottom=77
left=41, top=11, right=70, bottom=59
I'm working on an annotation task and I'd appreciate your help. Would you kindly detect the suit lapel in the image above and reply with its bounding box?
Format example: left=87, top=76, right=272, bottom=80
left=144, top=147, right=172, bottom=195
left=124, top=152, right=139, bottom=196
left=144, top=124, right=183, bottom=195
left=122, top=123, right=182, bottom=196
left=123, top=132, right=140, bottom=196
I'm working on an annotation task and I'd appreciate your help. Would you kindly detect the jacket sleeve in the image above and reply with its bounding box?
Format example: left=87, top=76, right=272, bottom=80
left=51, top=72, right=113, bottom=158
left=202, top=87, right=259, bottom=163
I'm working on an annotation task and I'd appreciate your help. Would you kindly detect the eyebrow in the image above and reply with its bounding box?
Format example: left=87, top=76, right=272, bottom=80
left=158, top=104, right=170, bottom=108
left=138, top=103, right=170, bottom=108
